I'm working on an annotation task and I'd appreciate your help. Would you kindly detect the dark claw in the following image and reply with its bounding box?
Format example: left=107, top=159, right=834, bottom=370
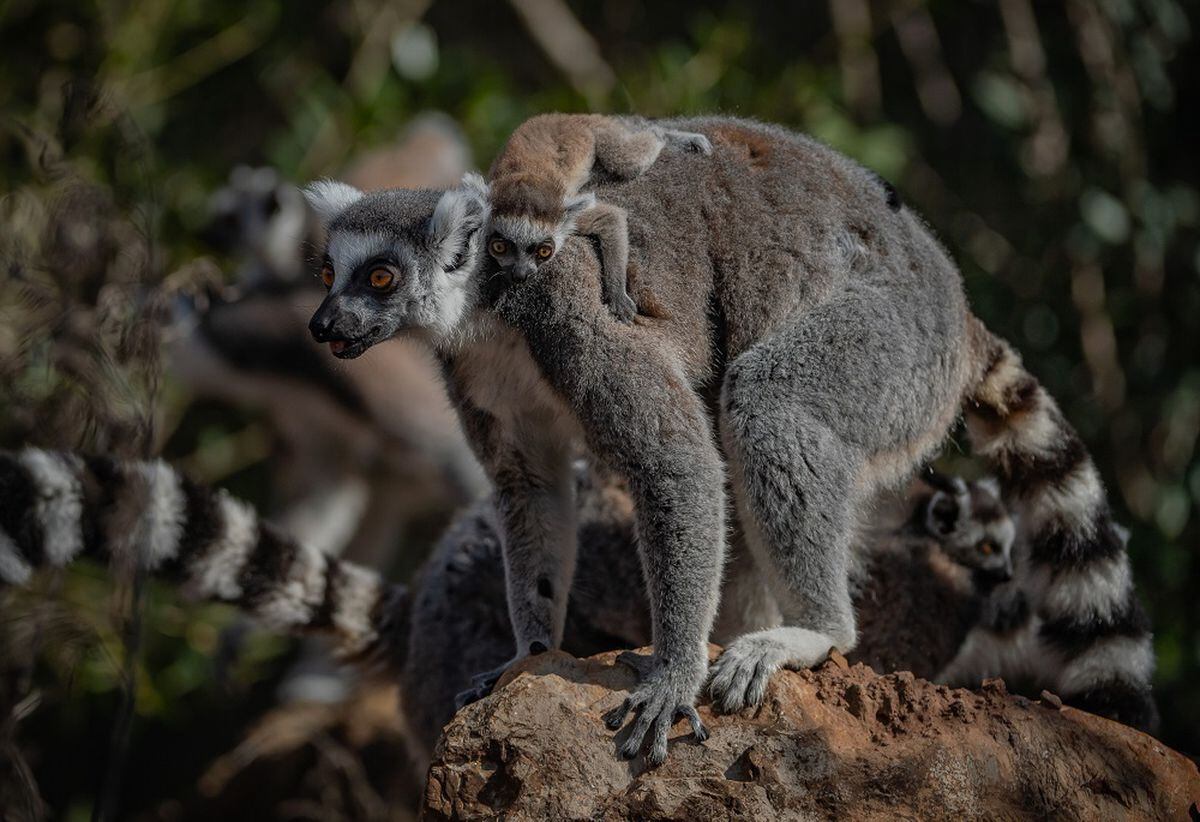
left=679, top=705, right=709, bottom=741
left=604, top=698, right=632, bottom=730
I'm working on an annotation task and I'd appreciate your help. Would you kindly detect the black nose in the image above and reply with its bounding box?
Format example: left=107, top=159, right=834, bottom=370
left=309, top=308, right=334, bottom=342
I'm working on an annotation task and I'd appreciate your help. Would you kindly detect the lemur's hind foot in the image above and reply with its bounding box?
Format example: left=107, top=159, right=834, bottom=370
left=707, top=627, right=838, bottom=713
left=660, top=128, right=713, bottom=155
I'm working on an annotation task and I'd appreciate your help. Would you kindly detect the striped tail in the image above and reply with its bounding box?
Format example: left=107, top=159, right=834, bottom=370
left=961, top=328, right=1157, bottom=731
left=0, top=449, right=406, bottom=665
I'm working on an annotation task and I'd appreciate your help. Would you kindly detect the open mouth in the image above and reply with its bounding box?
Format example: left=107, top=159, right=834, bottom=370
left=327, top=337, right=372, bottom=359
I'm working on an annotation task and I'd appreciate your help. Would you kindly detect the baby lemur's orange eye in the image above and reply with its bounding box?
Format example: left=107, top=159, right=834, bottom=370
left=489, top=238, right=509, bottom=256
left=320, top=264, right=335, bottom=289
left=536, top=243, right=554, bottom=260
left=369, top=268, right=394, bottom=289
left=978, top=541, right=995, bottom=556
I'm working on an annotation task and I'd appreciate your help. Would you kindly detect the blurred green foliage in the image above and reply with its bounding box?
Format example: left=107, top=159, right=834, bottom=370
left=1, top=0, right=1197, bottom=815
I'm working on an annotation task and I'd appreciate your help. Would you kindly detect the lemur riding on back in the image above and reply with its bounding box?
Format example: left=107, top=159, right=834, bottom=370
left=484, top=114, right=712, bottom=322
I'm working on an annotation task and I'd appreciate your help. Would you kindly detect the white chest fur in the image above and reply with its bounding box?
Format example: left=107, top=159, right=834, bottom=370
left=449, top=316, right=585, bottom=456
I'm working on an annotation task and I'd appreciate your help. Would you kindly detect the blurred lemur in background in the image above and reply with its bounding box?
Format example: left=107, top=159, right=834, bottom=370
left=170, top=114, right=485, bottom=570
left=0, top=449, right=1026, bottom=775
left=166, top=115, right=486, bottom=699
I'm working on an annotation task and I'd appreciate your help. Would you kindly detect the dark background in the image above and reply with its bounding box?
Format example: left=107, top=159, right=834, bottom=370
left=1, top=1, right=1196, bottom=817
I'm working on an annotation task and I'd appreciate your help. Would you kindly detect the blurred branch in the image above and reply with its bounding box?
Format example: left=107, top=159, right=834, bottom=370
left=114, top=5, right=280, bottom=110
left=888, top=0, right=960, bottom=126
left=297, top=0, right=433, bottom=178
left=507, top=0, right=617, bottom=108
left=997, top=0, right=1070, bottom=179
left=829, top=0, right=880, bottom=118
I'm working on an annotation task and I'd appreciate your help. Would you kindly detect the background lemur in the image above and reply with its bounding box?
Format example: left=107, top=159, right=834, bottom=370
left=0, top=449, right=1038, bottom=773
left=173, top=117, right=486, bottom=571
left=906, top=471, right=1017, bottom=586
left=304, top=115, right=1156, bottom=763
left=166, top=119, right=487, bottom=702
left=485, top=113, right=711, bottom=322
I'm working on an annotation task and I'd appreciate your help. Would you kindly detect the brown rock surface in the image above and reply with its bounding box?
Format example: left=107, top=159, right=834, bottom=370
left=424, top=648, right=1200, bottom=821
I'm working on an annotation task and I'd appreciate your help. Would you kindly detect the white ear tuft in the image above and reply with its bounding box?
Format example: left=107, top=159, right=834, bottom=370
left=303, top=179, right=364, bottom=224
left=430, top=176, right=489, bottom=254
left=459, top=171, right=490, bottom=200
left=924, top=490, right=961, bottom=537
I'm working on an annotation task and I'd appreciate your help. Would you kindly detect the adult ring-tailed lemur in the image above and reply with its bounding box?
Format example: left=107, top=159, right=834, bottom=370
left=302, top=115, right=1155, bottom=763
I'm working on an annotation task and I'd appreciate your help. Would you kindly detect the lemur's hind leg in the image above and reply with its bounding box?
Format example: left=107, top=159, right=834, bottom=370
left=593, top=126, right=665, bottom=179
left=592, top=121, right=711, bottom=180
left=456, top=433, right=578, bottom=707
left=711, top=292, right=959, bottom=713
left=574, top=202, right=636, bottom=323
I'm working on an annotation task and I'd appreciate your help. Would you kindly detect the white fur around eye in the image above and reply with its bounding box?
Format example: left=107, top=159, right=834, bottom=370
left=326, top=231, right=393, bottom=287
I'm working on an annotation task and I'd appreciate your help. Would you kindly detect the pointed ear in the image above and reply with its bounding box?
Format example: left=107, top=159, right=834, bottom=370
left=925, top=490, right=961, bottom=537
left=303, top=179, right=364, bottom=224
left=562, top=191, right=596, bottom=225
left=429, top=173, right=489, bottom=254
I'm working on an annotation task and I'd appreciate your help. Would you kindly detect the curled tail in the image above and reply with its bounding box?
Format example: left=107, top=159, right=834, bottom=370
left=0, top=449, right=407, bottom=667
left=955, top=324, right=1157, bottom=731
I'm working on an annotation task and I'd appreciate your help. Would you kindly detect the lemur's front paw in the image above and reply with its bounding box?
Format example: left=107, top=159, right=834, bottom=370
left=603, top=653, right=708, bottom=766
left=606, top=290, right=638, bottom=323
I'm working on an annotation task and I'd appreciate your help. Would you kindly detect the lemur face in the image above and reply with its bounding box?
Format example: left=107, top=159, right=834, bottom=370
left=303, top=175, right=488, bottom=357
left=486, top=215, right=560, bottom=284
left=486, top=191, right=593, bottom=284
left=923, top=477, right=1016, bottom=582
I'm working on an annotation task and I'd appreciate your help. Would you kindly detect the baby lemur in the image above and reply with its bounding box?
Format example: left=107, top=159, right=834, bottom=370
left=303, top=115, right=1156, bottom=764
left=485, top=114, right=711, bottom=322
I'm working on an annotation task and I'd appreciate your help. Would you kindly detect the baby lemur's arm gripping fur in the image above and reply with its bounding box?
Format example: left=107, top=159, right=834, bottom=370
left=0, top=449, right=404, bottom=664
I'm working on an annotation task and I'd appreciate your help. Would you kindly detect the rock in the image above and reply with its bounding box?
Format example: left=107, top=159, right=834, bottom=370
left=1041, top=689, right=1064, bottom=710
left=424, top=648, right=1200, bottom=820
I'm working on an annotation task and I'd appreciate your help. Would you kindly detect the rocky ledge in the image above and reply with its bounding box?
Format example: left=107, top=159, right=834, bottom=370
left=424, top=648, right=1199, bottom=820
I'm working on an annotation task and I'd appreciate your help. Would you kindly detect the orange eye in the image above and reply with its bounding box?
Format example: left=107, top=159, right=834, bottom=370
left=320, top=264, right=335, bottom=289
left=536, top=243, right=554, bottom=260
left=369, top=268, right=394, bottom=290
left=978, top=541, right=995, bottom=556
left=489, top=238, right=509, bottom=256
